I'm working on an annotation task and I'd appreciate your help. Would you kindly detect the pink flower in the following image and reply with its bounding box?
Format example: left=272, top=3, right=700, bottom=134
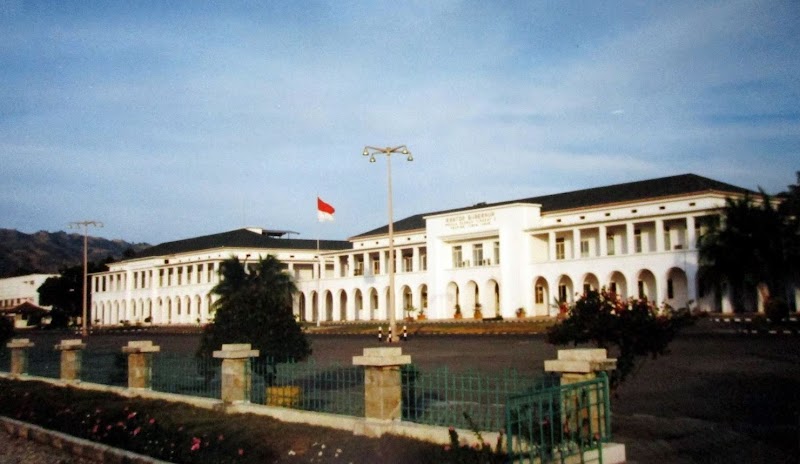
left=238, top=448, right=244, bottom=456
left=127, top=412, right=137, bottom=420
left=217, top=434, right=224, bottom=441
left=191, top=437, right=201, bottom=451
left=132, top=427, right=141, bottom=436
left=148, top=418, right=156, bottom=425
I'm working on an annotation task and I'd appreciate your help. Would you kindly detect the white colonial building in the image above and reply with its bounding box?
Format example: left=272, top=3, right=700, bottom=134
left=91, top=174, right=790, bottom=326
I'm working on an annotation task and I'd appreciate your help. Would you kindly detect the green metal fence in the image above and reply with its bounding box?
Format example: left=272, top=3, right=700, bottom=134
left=251, top=358, right=364, bottom=417
left=152, top=354, right=221, bottom=399
left=505, top=373, right=611, bottom=464
left=82, top=352, right=127, bottom=387
left=402, top=365, right=555, bottom=432
left=26, top=347, right=60, bottom=379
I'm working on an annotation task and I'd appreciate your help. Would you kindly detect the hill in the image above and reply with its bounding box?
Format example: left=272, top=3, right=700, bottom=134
left=0, top=229, right=151, bottom=278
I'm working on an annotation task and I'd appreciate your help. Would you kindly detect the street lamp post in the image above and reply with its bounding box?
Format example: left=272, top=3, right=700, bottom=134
left=69, top=220, right=103, bottom=337
left=362, top=145, right=413, bottom=342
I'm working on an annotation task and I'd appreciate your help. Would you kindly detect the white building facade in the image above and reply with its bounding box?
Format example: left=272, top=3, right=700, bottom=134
left=91, top=174, right=792, bottom=325
left=0, top=274, right=57, bottom=310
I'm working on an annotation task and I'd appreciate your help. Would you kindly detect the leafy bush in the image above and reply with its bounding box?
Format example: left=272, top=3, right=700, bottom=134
left=546, top=289, right=694, bottom=387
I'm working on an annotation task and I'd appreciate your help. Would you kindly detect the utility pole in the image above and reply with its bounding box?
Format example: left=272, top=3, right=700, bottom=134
left=69, top=220, right=103, bottom=337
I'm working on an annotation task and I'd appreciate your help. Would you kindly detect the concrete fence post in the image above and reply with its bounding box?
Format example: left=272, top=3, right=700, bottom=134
left=54, top=339, right=87, bottom=382
left=6, top=338, right=35, bottom=376
left=544, top=348, right=617, bottom=438
left=213, top=344, right=259, bottom=404
left=352, top=347, right=412, bottom=421
left=122, top=341, right=160, bottom=389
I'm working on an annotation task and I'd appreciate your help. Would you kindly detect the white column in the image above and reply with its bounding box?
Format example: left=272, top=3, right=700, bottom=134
left=548, top=231, right=556, bottom=261
left=686, top=216, right=696, bottom=250
left=395, top=248, right=402, bottom=273
left=572, top=229, right=581, bottom=260
left=347, top=255, right=354, bottom=277
left=412, top=247, right=420, bottom=273
left=655, top=219, right=665, bottom=253
left=599, top=225, right=607, bottom=256
left=626, top=223, right=635, bottom=255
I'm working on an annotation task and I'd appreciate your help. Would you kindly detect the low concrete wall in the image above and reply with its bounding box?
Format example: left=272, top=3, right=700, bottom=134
left=0, top=416, right=171, bottom=464
left=0, top=372, right=625, bottom=463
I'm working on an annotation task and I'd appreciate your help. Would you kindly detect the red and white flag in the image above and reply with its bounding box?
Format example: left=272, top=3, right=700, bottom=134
left=317, top=197, right=335, bottom=222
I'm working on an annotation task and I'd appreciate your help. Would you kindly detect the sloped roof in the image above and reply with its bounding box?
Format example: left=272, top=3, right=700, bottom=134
left=134, top=228, right=350, bottom=259
left=351, top=173, right=752, bottom=238
left=1, top=301, right=48, bottom=315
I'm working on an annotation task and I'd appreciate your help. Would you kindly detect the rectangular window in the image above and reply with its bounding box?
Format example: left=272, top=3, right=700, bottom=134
left=493, top=241, right=500, bottom=265
left=197, top=265, right=203, bottom=283
left=555, top=238, right=565, bottom=260
left=535, top=285, right=544, bottom=304
left=177, top=268, right=183, bottom=286
left=187, top=266, right=194, bottom=284
left=207, top=263, right=214, bottom=282
left=420, top=253, right=427, bottom=271
left=664, top=227, right=672, bottom=250
left=638, top=280, right=645, bottom=299
left=403, top=255, right=413, bottom=272
left=354, top=261, right=364, bottom=276
left=372, top=259, right=381, bottom=275
left=558, top=284, right=568, bottom=303
left=667, top=279, right=674, bottom=299
left=473, top=244, right=484, bottom=265
left=607, top=235, right=616, bottom=256
left=452, top=245, right=463, bottom=268
left=580, top=239, right=590, bottom=258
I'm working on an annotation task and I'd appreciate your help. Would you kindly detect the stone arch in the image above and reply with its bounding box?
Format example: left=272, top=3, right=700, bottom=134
left=532, top=277, right=548, bottom=316
left=637, top=269, right=658, bottom=301
left=447, top=282, right=460, bottom=315
left=581, top=273, right=600, bottom=295
left=369, top=288, right=379, bottom=320
left=354, top=289, right=363, bottom=321
left=184, top=295, right=192, bottom=323
left=400, top=285, right=413, bottom=316
left=338, top=289, right=348, bottom=321
left=418, top=284, right=428, bottom=313
left=325, top=290, right=334, bottom=321
left=557, top=275, right=574, bottom=304
left=310, top=291, right=319, bottom=322
left=465, top=280, right=479, bottom=312
left=608, top=271, right=628, bottom=299
left=666, top=267, right=689, bottom=308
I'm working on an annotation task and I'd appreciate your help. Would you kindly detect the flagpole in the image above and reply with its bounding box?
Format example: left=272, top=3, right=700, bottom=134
left=316, top=195, right=321, bottom=327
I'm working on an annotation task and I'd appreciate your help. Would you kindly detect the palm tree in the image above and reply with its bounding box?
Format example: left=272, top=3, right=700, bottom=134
left=198, top=255, right=310, bottom=364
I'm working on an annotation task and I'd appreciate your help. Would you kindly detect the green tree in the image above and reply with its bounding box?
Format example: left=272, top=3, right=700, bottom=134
left=38, top=260, right=111, bottom=327
left=197, top=255, right=311, bottom=366
left=0, top=316, right=14, bottom=347
left=546, top=289, right=693, bottom=388
left=698, top=175, right=799, bottom=313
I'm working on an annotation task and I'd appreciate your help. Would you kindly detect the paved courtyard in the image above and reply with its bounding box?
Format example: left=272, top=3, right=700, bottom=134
left=10, top=321, right=800, bottom=463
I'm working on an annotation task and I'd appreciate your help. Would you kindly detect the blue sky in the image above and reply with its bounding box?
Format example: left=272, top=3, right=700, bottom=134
left=1, top=0, right=798, bottom=245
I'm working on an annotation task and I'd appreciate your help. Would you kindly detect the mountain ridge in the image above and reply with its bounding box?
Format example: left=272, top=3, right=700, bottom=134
left=0, top=228, right=151, bottom=278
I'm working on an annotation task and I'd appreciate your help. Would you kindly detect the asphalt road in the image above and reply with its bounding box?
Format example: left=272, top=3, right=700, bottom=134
left=10, top=324, right=800, bottom=463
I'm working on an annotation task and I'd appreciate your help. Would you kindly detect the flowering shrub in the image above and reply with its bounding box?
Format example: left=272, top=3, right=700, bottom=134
left=546, top=289, right=694, bottom=387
